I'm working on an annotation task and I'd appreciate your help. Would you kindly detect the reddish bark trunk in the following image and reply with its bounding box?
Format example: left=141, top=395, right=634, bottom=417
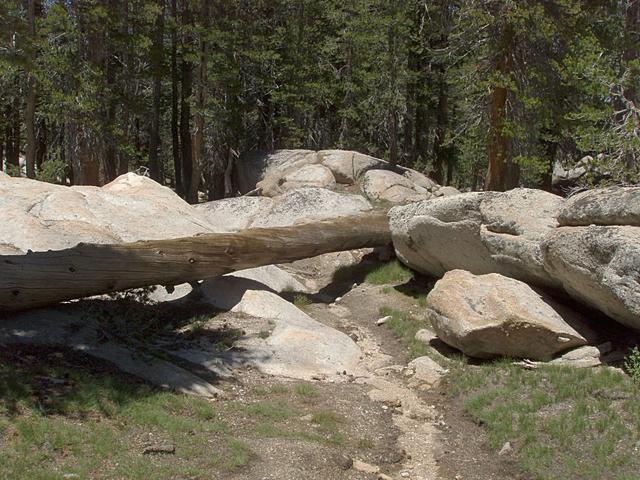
left=485, top=13, right=516, bottom=192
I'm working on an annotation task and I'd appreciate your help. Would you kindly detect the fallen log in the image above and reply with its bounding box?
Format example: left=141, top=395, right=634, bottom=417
left=0, top=211, right=391, bottom=312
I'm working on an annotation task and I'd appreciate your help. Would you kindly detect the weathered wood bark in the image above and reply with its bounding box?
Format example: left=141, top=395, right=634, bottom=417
left=0, top=212, right=391, bottom=313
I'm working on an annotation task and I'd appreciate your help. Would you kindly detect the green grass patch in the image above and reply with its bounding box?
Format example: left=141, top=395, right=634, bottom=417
left=295, top=383, right=319, bottom=397
left=447, top=361, right=640, bottom=480
left=416, top=294, right=428, bottom=308
left=293, top=294, right=312, bottom=309
left=224, top=440, right=251, bottom=471
left=311, top=410, right=343, bottom=431
left=0, top=349, right=240, bottom=479
left=364, top=260, right=414, bottom=285
left=244, top=400, right=298, bottom=420
left=379, top=306, right=432, bottom=360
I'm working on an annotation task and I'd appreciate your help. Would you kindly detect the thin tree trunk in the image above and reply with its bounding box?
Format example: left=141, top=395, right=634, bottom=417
left=432, top=78, right=448, bottom=184
left=389, top=110, right=398, bottom=168
left=5, top=101, right=20, bottom=169
left=387, top=15, right=399, bottom=168
left=103, top=60, right=118, bottom=182
left=149, top=0, right=165, bottom=182
left=35, top=118, right=46, bottom=170
left=72, top=0, right=100, bottom=186
left=9, top=91, right=21, bottom=171
left=485, top=11, right=515, bottom=192
left=224, top=148, right=235, bottom=197
left=189, top=0, right=208, bottom=203
left=171, top=0, right=182, bottom=195
left=25, top=0, right=37, bottom=179
left=414, top=50, right=430, bottom=167
left=180, top=0, right=195, bottom=203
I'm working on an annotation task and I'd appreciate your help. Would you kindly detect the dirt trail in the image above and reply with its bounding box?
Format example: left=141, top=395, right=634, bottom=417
left=307, top=283, right=444, bottom=480
left=304, top=280, right=522, bottom=480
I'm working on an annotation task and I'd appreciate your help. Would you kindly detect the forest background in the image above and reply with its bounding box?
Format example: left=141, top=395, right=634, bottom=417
left=1, top=0, right=638, bottom=202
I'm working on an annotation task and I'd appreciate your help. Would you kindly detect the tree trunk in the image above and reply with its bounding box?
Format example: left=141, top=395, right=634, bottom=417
left=389, top=110, right=398, bottom=168
left=25, top=0, right=37, bottom=179
left=485, top=10, right=516, bottom=192
left=148, top=0, right=165, bottom=183
left=180, top=0, right=195, bottom=203
left=4, top=101, right=20, bottom=169
left=432, top=0, right=452, bottom=184
left=189, top=0, right=208, bottom=203
left=72, top=0, right=100, bottom=186
left=0, top=212, right=391, bottom=313
left=387, top=13, right=399, bottom=168
left=36, top=118, right=46, bottom=170
left=432, top=78, right=448, bottom=184
left=171, top=0, right=183, bottom=196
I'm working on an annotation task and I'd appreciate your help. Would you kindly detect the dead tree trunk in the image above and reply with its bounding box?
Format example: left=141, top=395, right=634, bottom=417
left=0, top=212, right=391, bottom=313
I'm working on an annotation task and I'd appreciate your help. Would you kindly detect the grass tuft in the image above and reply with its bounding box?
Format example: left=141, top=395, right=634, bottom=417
left=379, top=306, right=432, bottom=359
left=245, top=400, right=297, bottom=420
left=224, top=440, right=251, bottom=471
left=364, top=260, right=414, bottom=285
left=295, top=383, right=319, bottom=397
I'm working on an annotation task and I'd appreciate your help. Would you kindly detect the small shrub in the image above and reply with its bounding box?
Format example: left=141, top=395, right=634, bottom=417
left=624, top=347, right=640, bottom=381
left=36, top=159, right=68, bottom=184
